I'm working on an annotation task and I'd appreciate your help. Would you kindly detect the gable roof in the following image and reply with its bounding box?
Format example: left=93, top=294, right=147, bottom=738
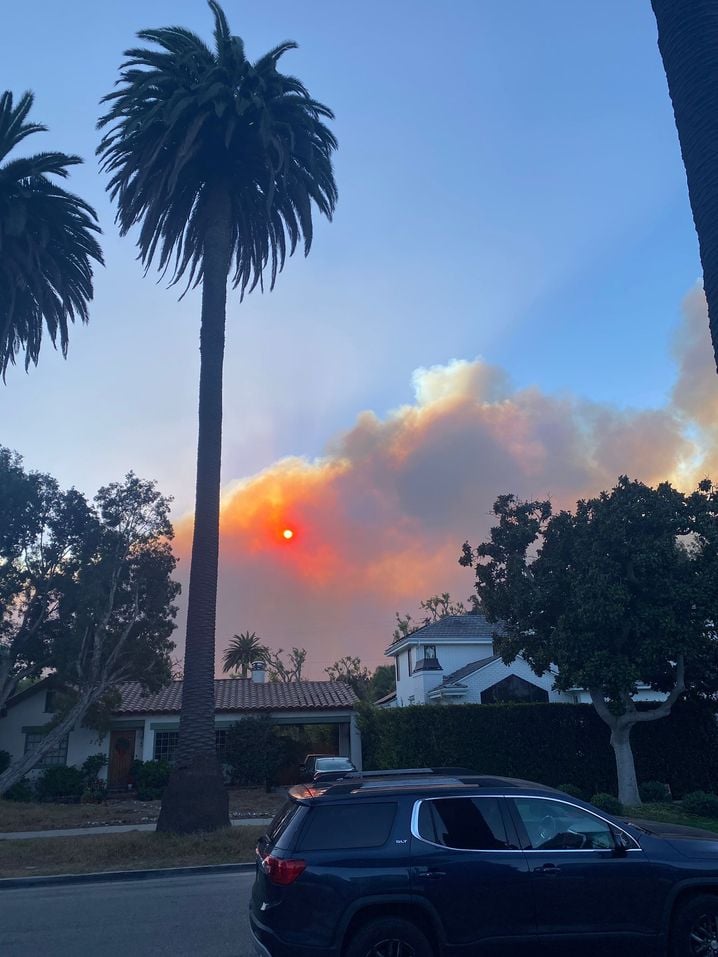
left=115, top=678, right=357, bottom=715
left=436, top=655, right=502, bottom=688
left=385, top=613, right=501, bottom=655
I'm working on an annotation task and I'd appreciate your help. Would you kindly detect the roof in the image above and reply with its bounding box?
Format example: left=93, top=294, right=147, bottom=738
left=374, top=690, right=397, bottom=706
left=435, top=654, right=502, bottom=688
left=114, top=678, right=358, bottom=715
left=385, top=613, right=502, bottom=655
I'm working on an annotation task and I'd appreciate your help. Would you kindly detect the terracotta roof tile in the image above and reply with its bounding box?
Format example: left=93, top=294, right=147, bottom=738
left=115, top=678, right=357, bottom=714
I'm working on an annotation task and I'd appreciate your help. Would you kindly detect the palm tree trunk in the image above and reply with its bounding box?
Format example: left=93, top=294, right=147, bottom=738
left=651, top=0, right=718, bottom=371
left=157, top=186, right=232, bottom=833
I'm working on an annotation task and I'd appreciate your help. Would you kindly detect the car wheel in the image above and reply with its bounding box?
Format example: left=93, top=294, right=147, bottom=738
left=344, top=917, right=434, bottom=957
left=671, top=894, right=718, bottom=956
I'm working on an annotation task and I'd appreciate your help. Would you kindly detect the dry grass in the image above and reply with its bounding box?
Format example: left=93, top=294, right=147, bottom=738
left=0, top=826, right=264, bottom=878
left=0, top=787, right=285, bottom=833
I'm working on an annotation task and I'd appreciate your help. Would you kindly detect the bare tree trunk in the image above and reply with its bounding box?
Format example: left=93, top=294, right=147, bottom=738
left=610, top=724, right=641, bottom=807
left=651, top=0, right=718, bottom=371
left=0, top=694, right=92, bottom=795
left=157, top=186, right=232, bottom=834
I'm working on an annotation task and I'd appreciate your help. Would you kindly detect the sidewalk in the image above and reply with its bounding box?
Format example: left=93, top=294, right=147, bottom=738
left=0, top=818, right=271, bottom=841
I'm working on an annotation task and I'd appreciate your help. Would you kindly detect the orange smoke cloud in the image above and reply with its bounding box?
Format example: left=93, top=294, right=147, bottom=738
left=174, top=288, right=718, bottom=675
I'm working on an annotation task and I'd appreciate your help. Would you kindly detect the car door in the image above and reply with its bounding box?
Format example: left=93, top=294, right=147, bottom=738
left=410, top=794, right=535, bottom=952
left=507, top=796, right=662, bottom=942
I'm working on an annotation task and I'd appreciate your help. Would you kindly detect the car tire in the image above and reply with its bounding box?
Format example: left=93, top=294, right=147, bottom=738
left=344, top=917, right=434, bottom=957
left=670, top=893, right=718, bottom=956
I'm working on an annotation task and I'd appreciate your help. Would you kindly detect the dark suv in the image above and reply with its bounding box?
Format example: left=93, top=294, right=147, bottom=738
left=250, top=769, right=718, bottom=956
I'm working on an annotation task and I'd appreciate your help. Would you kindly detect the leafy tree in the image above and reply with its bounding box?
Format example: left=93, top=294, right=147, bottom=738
left=651, top=2, right=718, bottom=370
left=0, top=473, right=179, bottom=795
left=460, top=476, right=718, bottom=806
left=368, top=664, right=396, bottom=702
left=225, top=716, right=290, bottom=791
left=0, top=447, right=98, bottom=712
left=392, top=592, right=473, bottom=644
left=221, top=631, right=268, bottom=678
left=326, top=656, right=371, bottom=699
left=0, top=91, right=103, bottom=378
left=266, top=647, right=307, bottom=683
left=98, top=1, right=337, bottom=833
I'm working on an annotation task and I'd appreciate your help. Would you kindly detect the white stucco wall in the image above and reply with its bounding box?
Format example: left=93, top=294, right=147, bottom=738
left=394, top=639, right=494, bottom=705
left=434, top=655, right=566, bottom=704
left=0, top=691, right=108, bottom=778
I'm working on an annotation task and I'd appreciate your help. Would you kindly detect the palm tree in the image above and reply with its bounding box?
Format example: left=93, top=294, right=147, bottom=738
left=222, top=631, right=269, bottom=678
left=0, top=91, right=103, bottom=379
left=651, top=0, right=718, bottom=371
left=98, top=1, right=337, bottom=833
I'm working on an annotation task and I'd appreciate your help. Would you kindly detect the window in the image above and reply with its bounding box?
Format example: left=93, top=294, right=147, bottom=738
left=512, top=798, right=616, bottom=851
left=44, top=691, right=59, bottom=713
left=424, top=645, right=437, bottom=659
left=215, top=728, right=229, bottom=762
left=24, top=732, right=68, bottom=768
left=408, top=648, right=414, bottom=676
left=297, top=802, right=397, bottom=851
left=417, top=797, right=515, bottom=850
left=153, top=730, right=179, bottom=763
left=481, top=675, right=549, bottom=704
left=395, top=656, right=401, bottom=681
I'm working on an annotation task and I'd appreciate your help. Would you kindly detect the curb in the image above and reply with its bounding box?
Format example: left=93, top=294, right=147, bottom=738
left=0, top=860, right=256, bottom=890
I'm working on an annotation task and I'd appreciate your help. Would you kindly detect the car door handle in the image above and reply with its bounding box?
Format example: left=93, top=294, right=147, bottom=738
left=417, top=870, right=446, bottom=880
left=533, top=863, right=560, bottom=875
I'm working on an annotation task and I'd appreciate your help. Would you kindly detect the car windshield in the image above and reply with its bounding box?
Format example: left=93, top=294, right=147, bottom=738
left=315, top=758, right=354, bottom=770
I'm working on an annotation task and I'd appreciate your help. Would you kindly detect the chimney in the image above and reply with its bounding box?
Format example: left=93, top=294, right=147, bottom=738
left=251, top=661, right=266, bottom=684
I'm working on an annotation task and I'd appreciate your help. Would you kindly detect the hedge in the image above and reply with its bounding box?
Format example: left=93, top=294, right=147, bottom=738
left=359, top=701, right=718, bottom=799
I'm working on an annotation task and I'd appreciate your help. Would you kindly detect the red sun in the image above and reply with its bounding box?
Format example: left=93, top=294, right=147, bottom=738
left=282, top=528, right=295, bottom=541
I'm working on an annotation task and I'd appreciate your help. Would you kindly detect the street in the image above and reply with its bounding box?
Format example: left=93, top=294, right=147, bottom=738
left=0, top=872, right=257, bottom=957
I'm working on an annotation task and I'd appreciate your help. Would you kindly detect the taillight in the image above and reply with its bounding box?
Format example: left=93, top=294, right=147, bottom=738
left=260, top=853, right=306, bottom=886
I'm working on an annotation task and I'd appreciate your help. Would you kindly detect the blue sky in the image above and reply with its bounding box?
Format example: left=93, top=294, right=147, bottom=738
left=0, top=1, right=711, bottom=667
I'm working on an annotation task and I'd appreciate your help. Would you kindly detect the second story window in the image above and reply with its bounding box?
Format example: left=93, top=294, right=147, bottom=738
left=424, top=645, right=437, bottom=660
left=395, top=655, right=401, bottom=681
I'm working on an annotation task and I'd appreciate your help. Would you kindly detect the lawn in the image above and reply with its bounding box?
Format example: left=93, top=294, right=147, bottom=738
left=0, top=787, right=285, bottom=833
left=0, top=825, right=265, bottom=878
left=625, top=803, right=718, bottom=834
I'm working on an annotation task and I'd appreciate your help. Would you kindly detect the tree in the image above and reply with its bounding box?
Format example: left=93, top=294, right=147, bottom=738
left=0, top=91, right=103, bottom=378
left=266, top=647, right=307, bottom=683
left=98, top=1, right=337, bottom=833
left=392, top=592, right=473, bottom=644
left=460, top=477, right=718, bottom=806
left=651, top=1, right=718, bottom=371
left=368, top=664, right=396, bottom=703
left=0, top=473, right=179, bottom=794
left=326, top=656, right=371, bottom=699
left=221, top=631, right=268, bottom=678
left=0, top=447, right=98, bottom=712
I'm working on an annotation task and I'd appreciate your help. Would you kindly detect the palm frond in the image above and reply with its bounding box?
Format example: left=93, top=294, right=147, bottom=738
left=0, top=91, right=103, bottom=379
left=97, top=0, right=337, bottom=298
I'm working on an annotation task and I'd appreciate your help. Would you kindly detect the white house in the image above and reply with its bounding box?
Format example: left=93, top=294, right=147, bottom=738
left=379, top=614, right=665, bottom=708
left=0, top=665, right=361, bottom=787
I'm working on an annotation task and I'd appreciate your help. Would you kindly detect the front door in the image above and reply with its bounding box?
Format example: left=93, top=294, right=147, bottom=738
left=108, top=730, right=137, bottom=789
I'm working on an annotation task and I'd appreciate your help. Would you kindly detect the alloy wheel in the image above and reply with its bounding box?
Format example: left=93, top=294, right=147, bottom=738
left=689, top=913, right=718, bottom=955
left=366, top=939, right=417, bottom=957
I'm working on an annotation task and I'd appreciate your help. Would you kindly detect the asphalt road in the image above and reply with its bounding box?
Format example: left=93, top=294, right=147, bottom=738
left=0, top=872, right=257, bottom=957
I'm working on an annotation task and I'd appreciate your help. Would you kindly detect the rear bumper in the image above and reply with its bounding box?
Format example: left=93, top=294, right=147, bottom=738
left=249, top=912, right=336, bottom=957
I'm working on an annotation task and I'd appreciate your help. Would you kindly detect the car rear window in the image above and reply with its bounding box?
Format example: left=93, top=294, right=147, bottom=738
left=417, top=797, right=514, bottom=850
left=267, top=800, right=306, bottom=848
left=297, top=802, right=397, bottom=851
left=315, top=758, right=353, bottom=770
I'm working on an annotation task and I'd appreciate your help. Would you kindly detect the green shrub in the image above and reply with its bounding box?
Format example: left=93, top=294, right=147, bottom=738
left=590, top=793, right=623, bottom=815
left=556, top=783, right=584, bottom=800
left=682, top=791, right=718, bottom=818
left=0, top=751, right=10, bottom=775
left=639, top=780, right=672, bottom=804
left=225, top=717, right=293, bottom=790
left=4, top=778, right=34, bottom=802
left=36, top=766, right=85, bottom=802
left=131, top=760, right=171, bottom=801
left=81, top=753, right=107, bottom=780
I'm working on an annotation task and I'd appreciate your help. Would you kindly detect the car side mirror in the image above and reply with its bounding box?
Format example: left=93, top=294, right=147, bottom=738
left=612, top=831, right=630, bottom=857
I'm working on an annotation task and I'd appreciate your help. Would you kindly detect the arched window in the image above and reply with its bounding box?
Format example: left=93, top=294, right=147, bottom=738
left=481, top=674, right=548, bottom=704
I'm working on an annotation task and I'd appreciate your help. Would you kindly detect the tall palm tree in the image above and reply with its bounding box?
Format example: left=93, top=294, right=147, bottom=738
left=0, top=91, right=103, bottom=379
left=98, top=1, right=337, bottom=833
left=222, top=631, right=269, bottom=678
left=651, top=0, right=718, bottom=372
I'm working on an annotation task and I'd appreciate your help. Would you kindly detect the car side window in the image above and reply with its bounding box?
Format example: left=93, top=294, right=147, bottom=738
left=297, top=802, right=397, bottom=851
left=512, top=798, right=615, bottom=851
left=417, top=797, right=516, bottom=850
